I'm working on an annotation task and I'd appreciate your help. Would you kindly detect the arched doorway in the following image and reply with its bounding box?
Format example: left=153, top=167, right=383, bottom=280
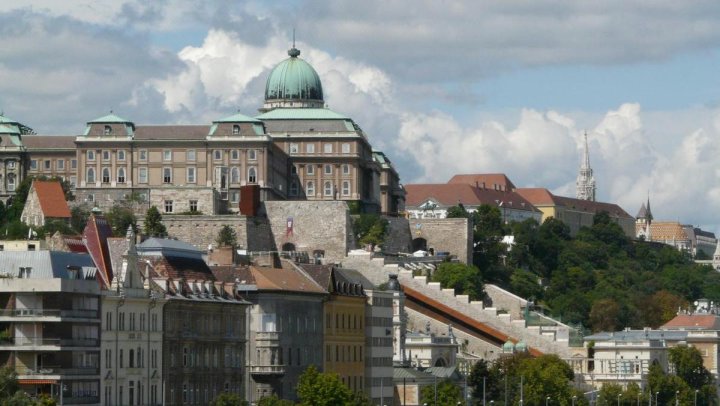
left=282, top=242, right=296, bottom=252
left=411, top=238, right=427, bottom=252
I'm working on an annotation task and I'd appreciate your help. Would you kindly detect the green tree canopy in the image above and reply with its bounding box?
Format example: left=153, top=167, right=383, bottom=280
left=209, top=392, right=248, bottom=406
left=106, top=205, right=138, bottom=237
left=257, top=395, right=294, bottom=406
left=420, top=379, right=463, bottom=406
left=296, top=365, right=353, bottom=406
left=216, top=225, right=238, bottom=247
left=144, top=206, right=167, bottom=238
left=669, top=345, right=714, bottom=389
left=353, top=214, right=388, bottom=248
left=432, top=262, right=484, bottom=300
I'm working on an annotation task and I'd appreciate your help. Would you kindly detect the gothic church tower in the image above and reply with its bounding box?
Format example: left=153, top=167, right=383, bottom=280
left=576, top=131, right=596, bottom=201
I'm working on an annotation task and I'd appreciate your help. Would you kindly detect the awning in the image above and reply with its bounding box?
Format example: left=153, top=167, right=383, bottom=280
left=19, top=379, right=57, bottom=385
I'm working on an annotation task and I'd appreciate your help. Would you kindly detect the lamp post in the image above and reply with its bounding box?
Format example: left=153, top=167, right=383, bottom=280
left=675, top=390, right=679, bottom=406
left=695, top=389, right=699, bottom=406
left=655, top=392, right=659, bottom=406
left=572, top=395, right=577, bottom=406
left=483, top=377, right=486, bottom=406
left=618, top=393, right=621, bottom=406
left=546, top=396, right=550, bottom=406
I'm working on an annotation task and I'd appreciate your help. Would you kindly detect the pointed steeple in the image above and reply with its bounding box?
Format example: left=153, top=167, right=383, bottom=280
left=576, top=131, right=596, bottom=201
left=645, top=194, right=653, bottom=222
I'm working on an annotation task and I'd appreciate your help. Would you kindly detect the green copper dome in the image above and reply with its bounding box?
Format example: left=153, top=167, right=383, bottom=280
left=265, top=47, right=323, bottom=103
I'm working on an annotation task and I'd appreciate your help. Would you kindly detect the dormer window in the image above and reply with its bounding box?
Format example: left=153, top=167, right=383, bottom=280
left=18, top=267, right=31, bottom=278
left=104, top=125, right=112, bottom=135
left=232, top=125, right=240, bottom=135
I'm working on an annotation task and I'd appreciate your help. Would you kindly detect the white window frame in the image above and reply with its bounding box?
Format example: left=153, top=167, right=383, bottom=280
left=213, top=150, right=222, bottom=161
left=231, top=167, right=240, bottom=184
left=163, top=167, right=172, bottom=184
left=163, top=150, right=172, bottom=161
left=186, top=149, right=196, bottom=161
left=290, top=181, right=298, bottom=196
left=87, top=167, right=96, bottom=183
left=342, top=181, right=350, bottom=196
left=30, top=160, right=38, bottom=170
left=306, top=144, right=315, bottom=153
left=324, top=143, right=333, bottom=153
left=139, top=150, right=147, bottom=161
left=248, top=167, right=257, bottom=183
left=306, top=181, right=315, bottom=196
left=186, top=167, right=196, bottom=184
left=102, top=167, right=110, bottom=183
left=248, top=149, right=257, bottom=161
left=231, top=150, right=239, bottom=161
left=164, top=200, right=173, bottom=213
left=324, top=164, right=332, bottom=175
left=324, top=181, right=333, bottom=196
left=289, top=143, right=299, bottom=154
left=231, top=191, right=239, bottom=203
left=342, top=143, right=351, bottom=154
left=87, top=150, right=95, bottom=161
left=189, top=200, right=198, bottom=212
left=117, top=167, right=126, bottom=183
left=306, top=165, right=315, bottom=175
left=102, top=150, right=110, bottom=162
left=44, top=160, right=51, bottom=171
left=71, top=159, right=77, bottom=169
left=343, top=164, right=350, bottom=175
left=57, top=160, right=65, bottom=170
left=118, top=150, right=126, bottom=161
left=232, top=125, right=240, bottom=135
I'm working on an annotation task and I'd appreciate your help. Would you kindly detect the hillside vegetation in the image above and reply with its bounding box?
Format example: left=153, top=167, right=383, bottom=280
left=447, top=205, right=720, bottom=332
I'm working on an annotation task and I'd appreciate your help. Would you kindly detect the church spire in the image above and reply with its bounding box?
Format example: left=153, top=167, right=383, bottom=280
left=576, top=131, right=596, bottom=201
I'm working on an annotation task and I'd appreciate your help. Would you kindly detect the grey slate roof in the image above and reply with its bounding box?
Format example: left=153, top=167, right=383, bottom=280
left=0, top=251, right=97, bottom=279
left=137, top=237, right=202, bottom=254
left=584, top=330, right=688, bottom=342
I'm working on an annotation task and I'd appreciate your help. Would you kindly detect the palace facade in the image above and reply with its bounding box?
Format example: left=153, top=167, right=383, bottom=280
left=0, top=45, right=404, bottom=215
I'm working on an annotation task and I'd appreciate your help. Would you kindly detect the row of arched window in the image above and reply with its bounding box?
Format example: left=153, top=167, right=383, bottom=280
left=289, top=180, right=351, bottom=197
left=0, top=173, right=16, bottom=191
left=86, top=167, right=126, bottom=184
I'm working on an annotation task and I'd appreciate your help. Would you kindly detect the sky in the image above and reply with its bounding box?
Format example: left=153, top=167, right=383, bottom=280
left=2, top=1, right=720, bottom=232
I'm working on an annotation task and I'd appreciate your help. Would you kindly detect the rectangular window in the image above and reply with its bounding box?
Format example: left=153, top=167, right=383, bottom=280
left=289, top=143, right=299, bottom=154
left=102, top=150, right=110, bottom=161
left=139, top=167, right=148, bottom=184
left=306, top=181, right=315, bottom=196
left=231, top=150, right=239, bottom=161
left=306, top=144, right=315, bottom=153
left=187, top=149, right=196, bottom=161
left=163, top=150, right=172, bottom=161
left=342, top=143, right=351, bottom=154
left=30, top=160, right=37, bottom=170
left=214, top=150, right=222, bottom=161
left=118, top=150, right=126, bottom=161
left=87, top=150, right=95, bottom=161
left=306, top=165, right=315, bottom=175
left=71, top=159, right=77, bottom=169
left=139, top=150, right=147, bottom=161
left=189, top=200, right=198, bottom=212
left=342, top=181, right=350, bottom=196
left=343, top=164, right=350, bottom=175
left=69, top=176, right=77, bottom=187
left=163, top=168, right=172, bottom=183
left=324, top=143, right=333, bottom=153
left=164, top=200, right=173, bottom=213
left=248, top=149, right=257, bottom=160
left=231, top=191, right=239, bottom=203
left=44, top=160, right=51, bottom=170
left=324, top=164, right=332, bottom=175
left=57, top=160, right=65, bottom=170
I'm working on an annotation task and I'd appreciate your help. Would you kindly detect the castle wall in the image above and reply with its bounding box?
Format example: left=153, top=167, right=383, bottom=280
left=408, top=218, right=472, bottom=264
left=262, top=200, right=351, bottom=262
left=382, top=216, right=411, bottom=254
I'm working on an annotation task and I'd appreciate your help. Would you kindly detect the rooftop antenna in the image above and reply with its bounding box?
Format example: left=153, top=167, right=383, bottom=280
left=293, top=28, right=296, bottom=48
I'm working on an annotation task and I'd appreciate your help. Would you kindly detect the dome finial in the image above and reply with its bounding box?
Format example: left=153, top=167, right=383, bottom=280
left=288, top=28, right=300, bottom=57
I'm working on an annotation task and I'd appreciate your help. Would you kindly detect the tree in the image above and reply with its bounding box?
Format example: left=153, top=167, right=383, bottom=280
left=105, top=205, right=137, bottom=237
left=514, top=354, right=574, bottom=406
left=0, top=366, right=19, bottom=399
left=420, top=379, right=462, bottom=406
left=209, top=392, right=248, bottom=406
left=144, top=206, right=167, bottom=238
left=70, top=205, right=91, bottom=233
left=297, top=365, right=354, bottom=406
left=432, top=262, right=484, bottom=300
left=668, top=346, right=713, bottom=389
left=588, top=298, right=621, bottom=332
left=446, top=204, right=470, bottom=218
left=216, top=225, right=238, bottom=247
left=257, top=395, right=294, bottom=406
left=352, top=214, right=388, bottom=248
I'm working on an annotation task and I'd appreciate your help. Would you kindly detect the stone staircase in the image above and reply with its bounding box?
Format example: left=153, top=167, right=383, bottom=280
left=342, top=253, right=577, bottom=358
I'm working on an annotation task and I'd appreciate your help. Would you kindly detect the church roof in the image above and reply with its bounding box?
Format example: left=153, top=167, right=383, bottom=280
left=636, top=203, right=648, bottom=219
left=405, top=183, right=539, bottom=212
left=515, top=188, right=633, bottom=219
left=448, top=173, right=516, bottom=191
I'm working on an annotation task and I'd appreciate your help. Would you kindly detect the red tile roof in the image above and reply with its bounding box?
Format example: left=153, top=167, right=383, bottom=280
left=448, top=173, right=516, bottom=191
left=515, top=188, right=556, bottom=206
left=662, top=314, right=720, bottom=330
left=32, top=181, right=71, bottom=218
left=516, top=188, right=633, bottom=219
left=22, top=135, right=76, bottom=149
left=405, top=183, right=539, bottom=212
left=83, top=213, right=114, bottom=289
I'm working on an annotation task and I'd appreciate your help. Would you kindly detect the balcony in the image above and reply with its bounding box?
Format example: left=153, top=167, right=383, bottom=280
left=0, top=308, right=98, bottom=321
left=16, top=366, right=100, bottom=378
left=248, top=364, right=285, bottom=376
left=0, top=337, right=100, bottom=349
left=61, top=396, right=100, bottom=405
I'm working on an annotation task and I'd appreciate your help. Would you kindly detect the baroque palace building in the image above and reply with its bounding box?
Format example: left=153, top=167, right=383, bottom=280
left=0, top=45, right=404, bottom=215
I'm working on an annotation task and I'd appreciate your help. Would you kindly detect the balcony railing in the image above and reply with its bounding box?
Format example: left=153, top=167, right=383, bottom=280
left=255, top=331, right=280, bottom=341
left=248, top=365, right=285, bottom=375
left=17, top=366, right=100, bottom=376
left=1, top=337, right=100, bottom=347
left=61, top=396, right=100, bottom=405
left=0, top=309, right=98, bottom=319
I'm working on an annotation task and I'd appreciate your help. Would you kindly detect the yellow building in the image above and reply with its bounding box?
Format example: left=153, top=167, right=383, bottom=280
left=302, top=264, right=367, bottom=394
left=516, top=187, right=635, bottom=237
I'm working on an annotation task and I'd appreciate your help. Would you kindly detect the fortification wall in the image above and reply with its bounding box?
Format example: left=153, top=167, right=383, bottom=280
left=383, top=216, right=411, bottom=254
left=408, top=218, right=472, bottom=264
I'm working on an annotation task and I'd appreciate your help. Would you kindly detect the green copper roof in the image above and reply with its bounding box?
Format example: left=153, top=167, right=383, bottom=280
left=214, top=112, right=263, bottom=123
left=256, top=108, right=349, bottom=121
left=0, top=124, right=20, bottom=135
left=88, top=112, right=132, bottom=123
left=0, top=114, right=18, bottom=124
left=265, top=47, right=324, bottom=102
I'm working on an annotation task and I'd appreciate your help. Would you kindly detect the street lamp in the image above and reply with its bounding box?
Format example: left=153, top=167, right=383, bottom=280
left=655, top=392, right=659, bottom=406
left=546, top=396, right=550, bottom=406
left=675, top=390, right=679, bottom=406
left=618, top=393, right=621, bottom=406
left=695, top=389, right=699, bottom=406
left=573, top=395, right=577, bottom=406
